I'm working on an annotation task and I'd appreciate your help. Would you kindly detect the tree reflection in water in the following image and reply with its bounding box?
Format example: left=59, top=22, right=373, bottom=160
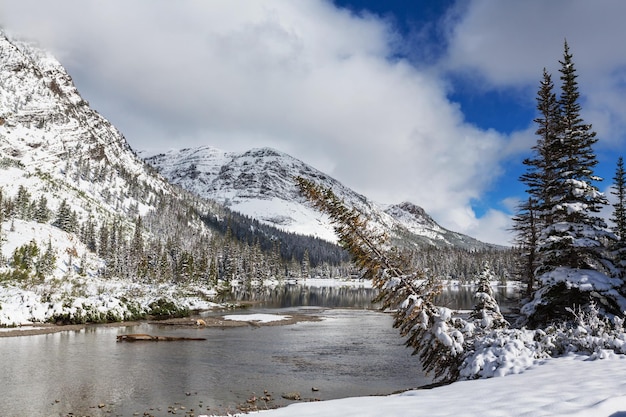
left=222, top=281, right=520, bottom=311
left=224, top=283, right=379, bottom=309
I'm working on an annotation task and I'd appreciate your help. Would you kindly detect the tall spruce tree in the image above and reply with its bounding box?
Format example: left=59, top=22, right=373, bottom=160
left=611, top=157, right=626, bottom=239
left=511, top=197, right=539, bottom=297
left=542, top=41, right=610, bottom=268
left=514, top=68, right=560, bottom=298
left=611, top=156, right=626, bottom=277
left=520, top=42, right=625, bottom=327
left=521, top=69, right=561, bottom=220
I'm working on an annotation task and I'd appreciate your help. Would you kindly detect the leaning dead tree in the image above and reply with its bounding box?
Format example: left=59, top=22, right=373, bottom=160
left=296, top=177, right=472, bottom=381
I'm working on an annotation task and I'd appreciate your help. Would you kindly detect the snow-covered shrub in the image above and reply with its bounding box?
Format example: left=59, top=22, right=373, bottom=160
left=537, top=303, right=626, bottom=356
left=459, top=328, right=547, bottom=379
left=147, top=297, right=189, bottom=319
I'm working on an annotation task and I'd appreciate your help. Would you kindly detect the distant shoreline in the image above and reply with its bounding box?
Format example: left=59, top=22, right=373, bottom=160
left=0, top=311, right=322, bottom=338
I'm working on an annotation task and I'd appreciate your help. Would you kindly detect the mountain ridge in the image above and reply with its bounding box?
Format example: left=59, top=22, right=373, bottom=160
left=145, top=146, right=498, bottom=250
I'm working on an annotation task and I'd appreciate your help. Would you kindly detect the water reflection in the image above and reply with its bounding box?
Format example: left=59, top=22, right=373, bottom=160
left=434, top=284, right=520, bottom=313
left=225, top=281, right=520, bottom=312
left=225, top=283, right=379, bottom=308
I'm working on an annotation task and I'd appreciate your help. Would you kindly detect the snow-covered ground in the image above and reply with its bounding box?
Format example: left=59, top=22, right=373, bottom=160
left=215, top=353, right=626, bottom=417
left=0, top=219, right=221, bottom=326
left=223, top=313, right=289, bottom=323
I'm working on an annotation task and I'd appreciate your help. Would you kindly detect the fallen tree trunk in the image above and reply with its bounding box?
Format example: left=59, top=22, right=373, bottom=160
left=116, top=333, right=206, bottom=342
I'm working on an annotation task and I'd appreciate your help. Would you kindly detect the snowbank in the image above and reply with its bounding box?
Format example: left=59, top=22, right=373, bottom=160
left=222, top=353, right=626, bottom=417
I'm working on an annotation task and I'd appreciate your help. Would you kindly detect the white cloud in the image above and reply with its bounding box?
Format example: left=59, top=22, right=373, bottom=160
left=443, top=0, right=626, bottom=148
left=465, top=208, right=515, bottom=247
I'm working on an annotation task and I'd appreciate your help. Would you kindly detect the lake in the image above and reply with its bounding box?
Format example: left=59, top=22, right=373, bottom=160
left=0, top=282, right=518, bottom=417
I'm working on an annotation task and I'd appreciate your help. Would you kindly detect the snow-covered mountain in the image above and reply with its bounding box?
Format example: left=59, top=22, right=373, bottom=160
left=0, top=31, right=170, bottom=209
left=145, top=146, right=496, bottom=250
left=0, top=30, right=223, bottom=325
left=0, top=28, right=495, bottom=325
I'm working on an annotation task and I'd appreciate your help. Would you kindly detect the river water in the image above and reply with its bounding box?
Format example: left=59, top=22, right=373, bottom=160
left=0, top=283, right=518, bottom=417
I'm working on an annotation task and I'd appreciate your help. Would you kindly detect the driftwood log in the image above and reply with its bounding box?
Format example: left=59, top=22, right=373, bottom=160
left=116, top=333, right=206, bottom=342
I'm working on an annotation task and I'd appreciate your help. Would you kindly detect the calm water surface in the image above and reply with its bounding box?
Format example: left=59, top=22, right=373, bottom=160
left=0, top=284, right=518, bottom=417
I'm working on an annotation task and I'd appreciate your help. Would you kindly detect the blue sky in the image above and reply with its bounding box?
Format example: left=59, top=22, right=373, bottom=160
left=1, top=0, right=625, bottom=245
left=333, top=0, right=626, bottom=225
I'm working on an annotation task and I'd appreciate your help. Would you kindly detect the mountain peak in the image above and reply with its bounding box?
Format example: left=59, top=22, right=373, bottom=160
left=385, top=202, right=439, bottom=229
left=146, top=145, right=496, bottom=250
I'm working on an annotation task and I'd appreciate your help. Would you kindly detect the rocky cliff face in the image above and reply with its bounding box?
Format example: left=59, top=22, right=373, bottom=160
left=0, top=30, right=171, bottom=217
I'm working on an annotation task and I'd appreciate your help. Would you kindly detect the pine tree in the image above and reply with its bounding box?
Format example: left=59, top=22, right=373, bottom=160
left=11, top=240, right=40, bottom=276
left=130, top=216, right=144, bottom=260
left=469, top=262, right=508, bottom=329
left=511, top=197, right=539, bottom=297
left=53, top=199, right=77, bottom=233
left=301, top=248, right=311, bottom=279
left=520, top=68, right=561, bottom=226
left=82, top=217, right=97, bottom=252
left=514, top=68, right=560, bottom=298
left=35, top=239, right=56, bottom=279
left=33, top=195, right=50, bottom=223
left=611, top=157, right=626, bottom=239
left=611, top=156, right=626, bottom=277
left=15, top=185, right=31, bottom=220
left=520, top=42, right=624, bottom=327
left=98, top=222, right=110, bottom=259
left=540, top=40, right=610, bottom=272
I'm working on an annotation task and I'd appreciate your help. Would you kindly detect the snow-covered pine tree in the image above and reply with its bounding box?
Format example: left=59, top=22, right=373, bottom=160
left=514, top=68, right=561, bottom=299
left=521, top=68, right=561, bottom=222
left=470, top=262, right=508, bottom=329
left=611, top=156, right=626, bottom=278
left=301, top=248, right=311, bottom=279
left=521, top=42, right=625, bottom=327
left=52, top=198, right=77, bottom=233
left=15, top=185, right=31, bottom=220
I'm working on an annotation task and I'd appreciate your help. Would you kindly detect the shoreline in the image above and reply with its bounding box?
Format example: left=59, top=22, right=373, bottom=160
left=0, top=310, right=322, bottom=338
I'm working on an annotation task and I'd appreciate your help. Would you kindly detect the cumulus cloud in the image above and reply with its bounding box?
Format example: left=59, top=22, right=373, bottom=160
left=465, top=208, right=515, bottom=247
left=443, top=0, right=626, bottom=148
